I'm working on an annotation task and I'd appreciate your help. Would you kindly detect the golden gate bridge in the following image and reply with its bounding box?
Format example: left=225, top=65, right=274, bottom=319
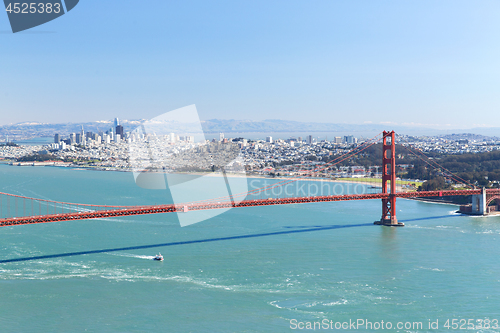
left=1, top=131, right=499, bottom=228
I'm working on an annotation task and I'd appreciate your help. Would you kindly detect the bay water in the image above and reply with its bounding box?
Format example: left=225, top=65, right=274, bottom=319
left=0, top=164, right=499, bottom=332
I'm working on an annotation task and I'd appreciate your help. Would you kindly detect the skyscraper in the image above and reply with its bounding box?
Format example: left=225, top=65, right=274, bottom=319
left=54, top=134, right=60, bottom=143
left=80, top=125, right=86, bottom=145
left=116, top=125, right=124, bottom=138
left=112, top=118, right=120, bottom=139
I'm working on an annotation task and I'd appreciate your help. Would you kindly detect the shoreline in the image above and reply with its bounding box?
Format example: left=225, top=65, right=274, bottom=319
left=405, top=197, right=461, bottom=206
left=0, top=162, right=469, bottom=208
left=3, top=161, right=421, bottom=190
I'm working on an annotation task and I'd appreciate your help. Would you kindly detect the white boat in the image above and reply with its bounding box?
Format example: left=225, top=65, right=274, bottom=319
left=153, top=253, right=164, bottom=261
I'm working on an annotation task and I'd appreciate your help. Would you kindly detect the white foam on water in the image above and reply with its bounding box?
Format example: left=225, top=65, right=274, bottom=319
left=109, top=253, right=156, bottom=260
left=404, top=266, right=445, bottom=274
left=269, top=300, right=285, bottom=309
left=267, top=299, right=327, bottom=317
left=407, top=224, right=470, bottom=234
left=322, top=299, right=348, bottom=306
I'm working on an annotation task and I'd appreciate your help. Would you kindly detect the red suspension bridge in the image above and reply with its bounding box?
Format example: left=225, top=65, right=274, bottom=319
left=1, top=131, right=499, bottom=228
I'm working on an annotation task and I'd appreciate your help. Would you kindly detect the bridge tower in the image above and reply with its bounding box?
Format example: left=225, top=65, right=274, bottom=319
left=375, top=131, right=404, bottom=226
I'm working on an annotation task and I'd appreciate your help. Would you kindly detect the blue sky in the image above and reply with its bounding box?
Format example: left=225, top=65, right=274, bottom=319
left=1, top=0, right=499, bottom=129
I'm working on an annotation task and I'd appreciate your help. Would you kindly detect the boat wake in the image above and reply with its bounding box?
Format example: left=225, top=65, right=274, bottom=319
left=109, top=253, right=156, bottom=260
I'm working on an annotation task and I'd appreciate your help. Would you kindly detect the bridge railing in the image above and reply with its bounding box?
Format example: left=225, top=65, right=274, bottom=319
left=0, top=191, right=137, bottom=221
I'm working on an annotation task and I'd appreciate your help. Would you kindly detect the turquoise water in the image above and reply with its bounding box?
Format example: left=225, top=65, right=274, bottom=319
left=1, top=164, right=500, bottom=332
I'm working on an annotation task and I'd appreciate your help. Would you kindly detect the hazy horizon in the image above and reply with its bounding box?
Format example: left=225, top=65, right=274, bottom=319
left=2, top=118, right=500, bottom=140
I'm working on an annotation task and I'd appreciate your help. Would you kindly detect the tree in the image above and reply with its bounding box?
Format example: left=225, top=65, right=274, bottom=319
left=419, top=176, right=450, bottom=191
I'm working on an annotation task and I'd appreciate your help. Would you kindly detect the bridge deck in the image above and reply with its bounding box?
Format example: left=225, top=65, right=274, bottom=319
left=0, top=189, right=485, bottom=227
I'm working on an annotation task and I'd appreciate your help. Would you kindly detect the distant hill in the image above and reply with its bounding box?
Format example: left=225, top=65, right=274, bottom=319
left=200, top=119, right=387, bottom=133
left=1, top=119, right=499, bottom=141
left=438, top=133, right=500, bottom=142
left=201, top=119, right=500, bottom=139
left=0, top=120, right=141, bottom=141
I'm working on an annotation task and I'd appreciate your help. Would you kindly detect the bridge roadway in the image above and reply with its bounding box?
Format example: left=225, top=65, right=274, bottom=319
left=0, top=189, right=486, bottom=227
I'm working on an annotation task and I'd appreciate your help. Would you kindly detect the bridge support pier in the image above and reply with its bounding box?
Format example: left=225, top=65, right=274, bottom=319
left=471, top=188, right=487, bottom=215
left=374, top=131, right=404, bottom=227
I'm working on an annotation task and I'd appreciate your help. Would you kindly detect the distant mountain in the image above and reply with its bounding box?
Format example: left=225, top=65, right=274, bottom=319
left=200, top=119, right=387, bottom=133
left=438, top=133, right=500, bottom=142
left=200, top=119, right=500, bottom=138
left=464, top=127, right=500, bottom=138
left=0, top=120, right=141, bottom=141
left=1, top=119, right=499, bottom=141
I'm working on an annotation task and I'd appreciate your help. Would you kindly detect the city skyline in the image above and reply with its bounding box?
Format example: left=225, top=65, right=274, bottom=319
left=2, top=117, right=500, bottom=144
